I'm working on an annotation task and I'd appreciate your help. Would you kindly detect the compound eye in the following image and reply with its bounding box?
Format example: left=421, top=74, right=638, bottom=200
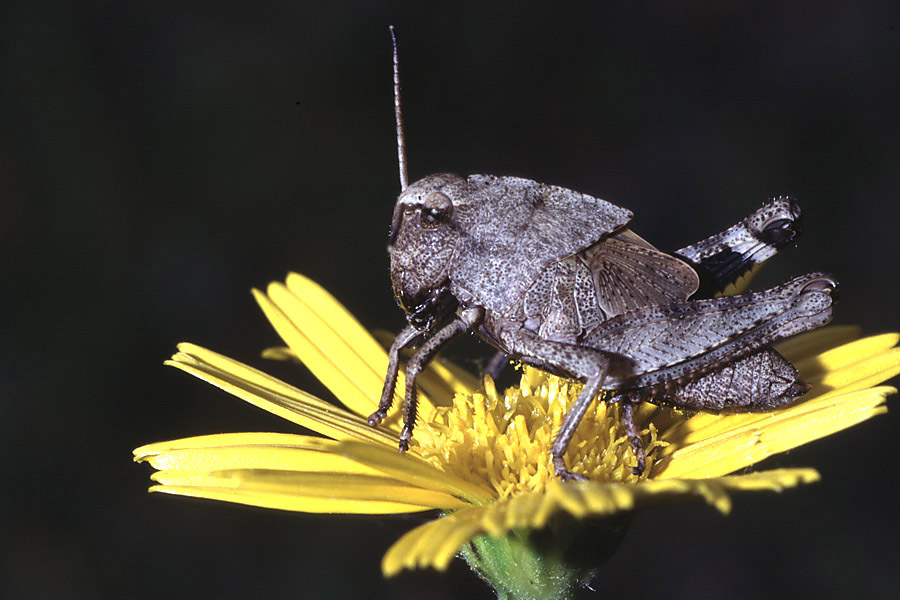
left=419, top=191, right=453, bottom=228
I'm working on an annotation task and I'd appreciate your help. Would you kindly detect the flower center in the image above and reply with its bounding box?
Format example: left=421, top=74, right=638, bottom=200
left=415, top=366, right=664, bottom=499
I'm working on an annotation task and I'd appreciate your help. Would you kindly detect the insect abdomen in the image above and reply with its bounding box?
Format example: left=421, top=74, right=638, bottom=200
left=645, top=348, right=810, bottom=411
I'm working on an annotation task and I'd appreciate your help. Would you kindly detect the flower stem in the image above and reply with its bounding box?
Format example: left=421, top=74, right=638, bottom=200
left=460, top=514, right=631, bottom=599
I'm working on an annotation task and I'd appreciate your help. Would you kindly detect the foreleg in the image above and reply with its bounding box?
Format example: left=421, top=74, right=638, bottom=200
left=396, top=319, right=468, bottom=452
left=368, top=323, right=420, bottom=427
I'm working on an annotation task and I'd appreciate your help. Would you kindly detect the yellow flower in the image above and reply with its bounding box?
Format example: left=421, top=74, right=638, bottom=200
left=134, top=273, right=898, bottom=578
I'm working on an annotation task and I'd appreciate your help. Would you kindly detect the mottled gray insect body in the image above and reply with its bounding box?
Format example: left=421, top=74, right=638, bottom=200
left=388, top=173, right=634, bottom=323
left=369, top=29, right=834, bottom=479
left=662, top=348, right=808, bottom=411
left=541, top=271, right=835, bottom=475
left=516, top=229, right=702, bottom=345
left=587, top=272, right=834, bottom=388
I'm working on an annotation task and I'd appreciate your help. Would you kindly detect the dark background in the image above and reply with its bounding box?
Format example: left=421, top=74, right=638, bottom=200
left=2, top=2, right=899, bottom=598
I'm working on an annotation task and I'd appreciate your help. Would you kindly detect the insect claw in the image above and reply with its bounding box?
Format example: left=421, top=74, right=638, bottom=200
left=557, top=467, right=588, bottom=482
left=620, top=402, right=647, bottom=476
left=552, top=454, right=587, bottom=481
left=483, top=350, right=510, bottom=381
left=628, top=434, right=647, bottom=476
left=630, top=451, right=646, bottom=476
left=398, top=430, right=411, bottom=453
left=628, top=441, right=646, bottom=476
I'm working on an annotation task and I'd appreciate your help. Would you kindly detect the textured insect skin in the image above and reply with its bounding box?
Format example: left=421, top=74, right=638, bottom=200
left=368, top=30, right=835, bottom=479
left=480, top=195, right=803, bottom=380
left=368, top=172, right=834, bottom=479
left=561, top=271, right=834, bottom=473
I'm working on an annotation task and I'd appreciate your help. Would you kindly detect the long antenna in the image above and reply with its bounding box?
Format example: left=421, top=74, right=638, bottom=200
left=390, top=26, right=409, bottom=191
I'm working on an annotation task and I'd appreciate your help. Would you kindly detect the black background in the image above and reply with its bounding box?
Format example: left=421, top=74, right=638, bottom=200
left=2, top=2, right=899, bottom=598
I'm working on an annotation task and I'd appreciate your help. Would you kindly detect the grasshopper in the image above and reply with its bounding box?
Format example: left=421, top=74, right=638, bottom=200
left=368, top=29, right=836, bottom=479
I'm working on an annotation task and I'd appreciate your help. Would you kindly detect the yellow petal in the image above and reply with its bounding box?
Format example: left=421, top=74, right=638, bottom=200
left=284, top=272, right=391, bottom=371
left=806, top=348, right=900, bottom=393
left=136, top=432, right=469, bottom=513
left=654, top=334, right=900, bottom=476
left=260, top=342, right=474, bottom=434
left=167, top=343, right=398, bottom=446
left=424, top=358, right=482, bottom=398
left=136, top=431, right=306, bottom=455
left=134, top=433, right=385, bottom=475
left=255, top=277, right=439, bottom=432
left=334, top=440, right=495, bottom=504
left=776, top=325, right=861, bottom=362
left=382, top=506, right=488, bottom=575
left=792, top=332, right=899, bottom=377
left=382, top=469, right=818, bottom=574
left=657, top=387, right=892, bottom=479
left=260, top=346, right=297, bottom=362
left=149, top=469, right=464, bottom=514
left=282, top=273, right=448, bottom=419
left=254, top=284, right=392, bottom=417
